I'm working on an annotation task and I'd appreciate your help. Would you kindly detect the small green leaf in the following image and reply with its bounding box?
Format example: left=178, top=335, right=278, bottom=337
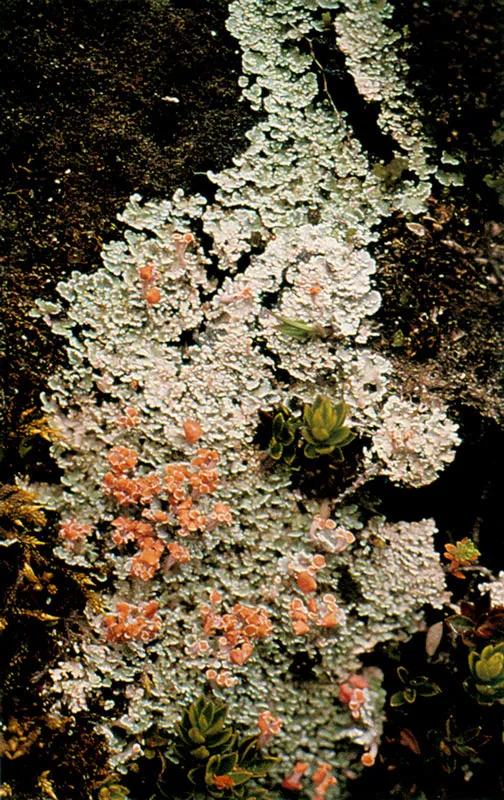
left=417, top=682, right=442, bottom=698
left=397, top=666, right=409, bottom=685
left=390, top=691, right=406, bottom=707
left=191, top=745, right=211, bottom=760
left=403, top=687, right=417, bottom=704
left=475, top=652, right=504, bottom=681
left=228, top=770, right=254, bottom=786
left=189, top=728, right=207, bottom=745
left=269, top=440, right=283, bottom=460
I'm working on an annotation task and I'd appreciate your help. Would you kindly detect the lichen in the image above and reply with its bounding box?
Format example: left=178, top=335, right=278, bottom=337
left=371, top=395, right=461, bottom=487
left=28, top=0, right=464, bottom=793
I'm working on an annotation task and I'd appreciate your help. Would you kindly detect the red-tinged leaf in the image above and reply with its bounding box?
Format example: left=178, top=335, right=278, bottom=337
left=399, top=728, right=421, bottom=756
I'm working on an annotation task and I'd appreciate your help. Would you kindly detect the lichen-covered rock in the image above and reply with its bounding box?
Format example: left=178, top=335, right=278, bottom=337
left=29, top=0, right=462, bottom=793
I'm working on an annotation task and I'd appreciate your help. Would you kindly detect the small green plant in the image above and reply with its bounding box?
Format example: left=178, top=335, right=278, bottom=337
left=268, top=407, right=299, bottom=465
left=390, top=666, right=441, bottom=707
left=443, top=537, right=480, bottom=578
left=301, top=395, right=354, bottom=460
left=437, top=716, right=490, bottom=774
left=467, top=642, right=504, bottom=705
left=167, top=696, right=277, bottom=798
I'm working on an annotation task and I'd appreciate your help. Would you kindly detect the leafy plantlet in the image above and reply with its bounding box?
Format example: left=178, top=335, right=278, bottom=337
left=437, top=716, right=490, bottom=775
left=268, top=406, right=300, bottom=465
left=301, top=395, right=354, bottom=460
left=166, top=695, right=277, bottom=798
left=271, top=313, right=331, bottom=343
left=467, top=642, right=504, bottom=705
left=390, top=666, right=441, bottom=707
left=443, top=537, right=480, bottom=578
left=446, top=601, right=504, bottom=648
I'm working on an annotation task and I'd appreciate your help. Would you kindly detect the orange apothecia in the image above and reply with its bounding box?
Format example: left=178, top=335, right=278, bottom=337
left=111, top=517, right=154, bottom=545
left=145, top=287, right=162, bottom=305
left=199, top=593, right=273, bottom=673
left=107, top=445, right=139, bottom=475
left=166, top=541, right=191, bottom=568
left=191, top=447, right=220, bottom=469
left=284, top=551, right=327, bottom=594
left=103, top=600, right=161, bottom=644
left=131, top=537, right=165, bottom=581
left=309, top=515, right=355, bottom=554
left=257, top=711, right=282, bottom=747
left=138, top=264, right=156, bottom=282
left=183, top=418, right=203, bottom=444
left=164, top=464, right=190, bottom=503
left=172, top=231, right=195, bottom=266
left=205, top=668, right=238, bottom=688
left=104, top=440, right=231, bottom=582
left=59, top=519, right=92, bottom=543
left=139, top=261, right=162, bottom=305
left=360, top=742, right=378, bottom=767
left=312, top=763, right=337, bottom=798
left=176, top=498, right=207, bottom=535
left=207, top=502, right=232, bottom=530
left=213, top=776, right=236, bottom=790
left=117, top=407, right=141, bottom=429
left=297, top=571, right=318, bottom=594
left=282, top=762, right=309, bottom=791
left=338, top=674, right=369, bottom=719
left=103, top=473, right=161, bottom=506
left=289, top=593, right=343, bottom=635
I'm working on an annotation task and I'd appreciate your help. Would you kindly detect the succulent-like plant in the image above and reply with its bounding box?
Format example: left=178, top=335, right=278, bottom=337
left=390, top=666, right=441, bottom=707
left=169, top=696, right=277, bottom=799
left=268, top=407, right=299, bottom=465
left=443, top=537, right=480, bottom=578
left=467, top=642, right=504, bottom=705
left=301, top=396, right=354, bottom=460
left=174, top=696, right=236, bottom=766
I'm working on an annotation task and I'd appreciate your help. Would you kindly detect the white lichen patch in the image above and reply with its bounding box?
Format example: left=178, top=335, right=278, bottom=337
left=372, top=395, right=461, bottom=487
left=334, top=1, right=436, bottom=187
left=479, top=572, right=504, bottom=607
